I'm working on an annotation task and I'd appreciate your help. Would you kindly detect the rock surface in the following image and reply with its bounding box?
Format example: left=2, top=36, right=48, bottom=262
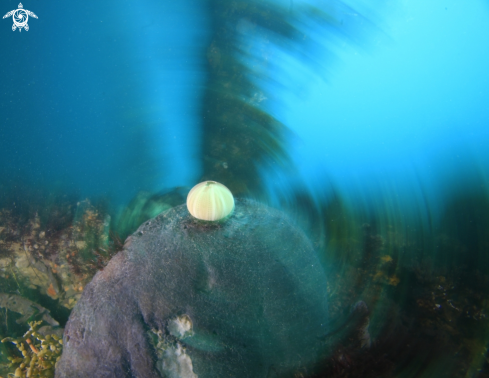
left=55, top=199, right=329, bottom=378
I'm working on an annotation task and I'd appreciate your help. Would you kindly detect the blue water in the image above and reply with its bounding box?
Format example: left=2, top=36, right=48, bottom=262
left=2, top=0, right=488, bottom=209
left=282, top=0, right=489, bottom=216
left=1, top=0, right=207, bottom=204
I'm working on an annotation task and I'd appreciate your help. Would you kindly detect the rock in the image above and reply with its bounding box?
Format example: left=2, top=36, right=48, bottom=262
left=56, top=199, right=329, bottom=378
left=0, top=293, right=59, bottom=326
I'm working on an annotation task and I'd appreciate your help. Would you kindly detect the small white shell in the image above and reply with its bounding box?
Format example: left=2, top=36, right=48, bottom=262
left=168, top=314, right=193, bottom=339
left=186, top=181, right=234, bottom=221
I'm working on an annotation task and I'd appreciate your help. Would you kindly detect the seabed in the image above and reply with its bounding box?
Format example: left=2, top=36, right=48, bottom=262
left=0, top=193, right=487, bottom=378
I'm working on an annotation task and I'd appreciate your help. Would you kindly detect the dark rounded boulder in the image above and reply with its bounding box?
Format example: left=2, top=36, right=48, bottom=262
left=56, top=199, right=329, bottom=378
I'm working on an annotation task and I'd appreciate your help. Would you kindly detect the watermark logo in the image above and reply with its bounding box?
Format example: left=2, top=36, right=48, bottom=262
left=3, top=3, right=37, bottom=32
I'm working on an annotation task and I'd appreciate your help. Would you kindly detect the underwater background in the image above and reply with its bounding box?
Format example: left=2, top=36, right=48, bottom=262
left=1, top=0, right=489, bottom=376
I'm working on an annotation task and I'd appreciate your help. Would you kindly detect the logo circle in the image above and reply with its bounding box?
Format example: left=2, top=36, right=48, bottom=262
left=13, top=9, right=28, bottom=28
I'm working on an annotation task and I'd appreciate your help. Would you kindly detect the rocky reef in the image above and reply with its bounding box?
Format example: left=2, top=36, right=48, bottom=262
left=56, top=199, right=329, bottom=378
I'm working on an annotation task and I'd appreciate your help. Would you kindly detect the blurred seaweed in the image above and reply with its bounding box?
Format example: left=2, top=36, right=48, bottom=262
left=300, top=182, right=489, bottom=378
left=112, top=187, right=187, bottom=241
left=200, top=0, right=373, bottom=198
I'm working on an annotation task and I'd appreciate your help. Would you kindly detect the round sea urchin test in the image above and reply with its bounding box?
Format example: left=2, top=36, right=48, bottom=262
left=187, top=181, right=234, bottom=221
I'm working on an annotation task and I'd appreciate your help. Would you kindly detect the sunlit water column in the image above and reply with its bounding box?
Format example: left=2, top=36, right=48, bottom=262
left=114, top=0, right=209, bottom=189
left=281, top=0, right=489, bottom=230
